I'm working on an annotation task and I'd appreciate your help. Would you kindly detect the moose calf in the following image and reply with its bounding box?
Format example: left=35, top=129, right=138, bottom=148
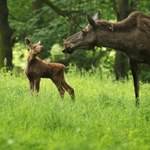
left=25, top=38, right=75, bottom=100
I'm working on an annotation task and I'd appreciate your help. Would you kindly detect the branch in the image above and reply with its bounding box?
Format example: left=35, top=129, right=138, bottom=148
left=9, top=13, right=26, bottom=23
left=43, top=0, right=84, bottom=29
left=43, top=0, right=82, bottom=18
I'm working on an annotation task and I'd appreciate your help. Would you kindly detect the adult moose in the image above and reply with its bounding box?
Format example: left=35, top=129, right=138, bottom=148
left=62, top=11, right=150, bottom=106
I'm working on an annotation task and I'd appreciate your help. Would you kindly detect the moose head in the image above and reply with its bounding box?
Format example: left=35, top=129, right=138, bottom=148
left=25, top=38, right=44, bottom=54
left=62, top=12, right=100, bottom=54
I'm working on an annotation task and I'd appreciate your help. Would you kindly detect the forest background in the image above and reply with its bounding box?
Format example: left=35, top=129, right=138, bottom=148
left=0, top=0, right=150, bottom=81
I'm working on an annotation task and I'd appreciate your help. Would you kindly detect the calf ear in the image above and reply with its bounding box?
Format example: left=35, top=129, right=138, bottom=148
left=87, top=14, right=97, bottom=29
left=92, top=11, right=100, bottom=21
left=25, top=38, right=31, bottom=45
left=37, top=41, right=41, bottom=45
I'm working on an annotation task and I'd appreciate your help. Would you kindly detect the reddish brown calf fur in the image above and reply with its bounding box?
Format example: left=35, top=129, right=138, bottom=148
left=25, top=38, right=75, bottom=100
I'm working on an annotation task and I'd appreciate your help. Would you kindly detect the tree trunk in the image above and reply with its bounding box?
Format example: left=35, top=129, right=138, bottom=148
left=0, top=0, right=13, bottom=69
left=114, top=0, right=129, bottom=80
left=32, top=0, right=43, bottom=25
left=115, top=51, right=128, bottom=80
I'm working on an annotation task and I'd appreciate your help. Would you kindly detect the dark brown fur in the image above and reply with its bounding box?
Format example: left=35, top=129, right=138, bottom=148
left=25, top=38, right=75, bottom=100
left=62, top=11, right=150, bottom=106
left=97, top=12, right=150, bottom=33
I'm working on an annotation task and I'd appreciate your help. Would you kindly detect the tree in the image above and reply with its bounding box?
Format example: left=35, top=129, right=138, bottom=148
left=111, top=0, right=137, bottom=80
left=5, top=0, right=149, bottom=73
left=32, top=0, right=44, bottom=26
left=0, top=0, right=13, bottom=69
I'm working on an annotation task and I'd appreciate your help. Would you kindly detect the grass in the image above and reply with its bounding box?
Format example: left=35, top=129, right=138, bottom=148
left=0, top=69, right=150, bottom=150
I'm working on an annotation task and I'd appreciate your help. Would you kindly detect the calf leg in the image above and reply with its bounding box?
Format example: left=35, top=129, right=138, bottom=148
left=129, top=59, right=139, bottom=106
left=34, top=78, right=41, bottom=93
left=52, top=79, right=65, bottom=99
left=61, top=80, right=75, bottom=100
left=28, top=77, right=34, bottom=93
left=30, top=81, right=34, bottom=93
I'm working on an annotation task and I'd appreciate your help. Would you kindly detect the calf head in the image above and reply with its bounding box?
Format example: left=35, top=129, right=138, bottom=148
left=62, top=12, right=100, bottom=54
left=25, top=38, right=44, bottom=54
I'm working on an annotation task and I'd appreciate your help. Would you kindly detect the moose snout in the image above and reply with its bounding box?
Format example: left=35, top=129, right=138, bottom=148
left=62, top=48, right=66, bottom=53
left=40, top=45, right=44, bottom=51
left=62, top=44, right=74, bottom=54
left=40, top=45, right=44, bottom=48
left=62, top=46, right=68, bottom=53
left=62, top=47, right=72, bottom=54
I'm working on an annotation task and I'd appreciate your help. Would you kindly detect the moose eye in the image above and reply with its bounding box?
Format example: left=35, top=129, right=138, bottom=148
left=33, top=45, right=36, bottom=48
left=81, top=30, right=87, bottom=36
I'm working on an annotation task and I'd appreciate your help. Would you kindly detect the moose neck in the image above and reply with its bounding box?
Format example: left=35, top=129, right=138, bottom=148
left=95, top=21, right=135, bottom=55
left=27, top=50, right=37, bottom=62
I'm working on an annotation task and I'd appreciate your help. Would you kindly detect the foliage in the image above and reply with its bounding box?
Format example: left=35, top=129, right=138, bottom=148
left=139, top=64, right=150, bottom=83
left=137, top=0, right=150, bottom=13
left=6, top=0, right=150, bottom=79
left=0, top=69, right=150, bottom=149
left=8, top=0, right=115, bottom=52
left=12, top=43, right=28, bottom=69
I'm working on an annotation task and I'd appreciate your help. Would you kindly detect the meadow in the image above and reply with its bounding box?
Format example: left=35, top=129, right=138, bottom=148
left=0, top=68, right=150, bottom=150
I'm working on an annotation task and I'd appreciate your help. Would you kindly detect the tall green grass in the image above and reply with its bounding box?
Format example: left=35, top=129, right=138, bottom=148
left=0, top=69, right=150, bottom=150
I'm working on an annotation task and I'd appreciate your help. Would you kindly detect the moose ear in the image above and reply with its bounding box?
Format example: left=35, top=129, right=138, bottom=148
left=25, top=38, right=31, bottom=45
left=37, top=41, right=41, bottom=45
left=87, top=14, right=97, bottom=29
left=92, top=11, right=100, bottom=21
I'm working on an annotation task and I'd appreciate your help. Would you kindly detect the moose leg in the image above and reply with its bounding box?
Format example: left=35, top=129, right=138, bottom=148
left=61, top=80, right=75, bottom=100
left=28, top=77, right=34, bottom=93
left=34, top=78, right=41, bottom=93
left=30, top=81, right=34, bottom=93
left=52, top=79, right=65, bottom=99
left=129, top=59, right=139, bottom=106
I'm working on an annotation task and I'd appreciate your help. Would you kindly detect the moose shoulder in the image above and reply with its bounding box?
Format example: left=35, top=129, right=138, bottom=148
left=62, top=11, right=150, bottom=106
